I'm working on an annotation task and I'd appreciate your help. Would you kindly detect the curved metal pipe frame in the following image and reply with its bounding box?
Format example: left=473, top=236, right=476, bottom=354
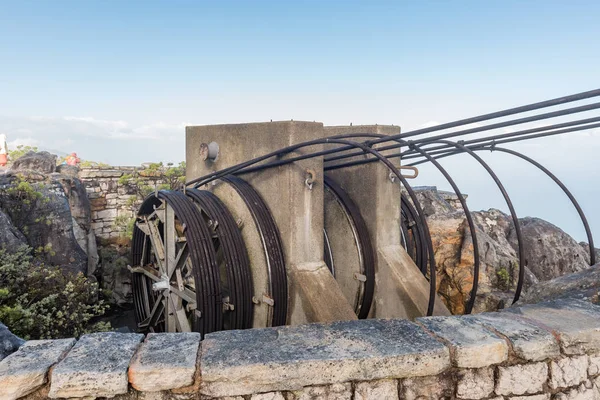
left=409, top=144, right=596, bottom=267
left=482, top=146, right=595, bottom=266
left=410, top=139, right=526, bottom=304
left=408, top=142, right=481, bottom=314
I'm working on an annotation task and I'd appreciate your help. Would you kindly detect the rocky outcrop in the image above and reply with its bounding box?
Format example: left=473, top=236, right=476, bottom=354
left=515, top=217, right=589, bottom=282
left=0, top=155, right=94, bottom=275
left=413, top=186, right=593, bottom=314
left=97, top=247, right=132, bottom=306
left=0, top=174, right=88, bottom=274
left=53, top=173, right=99, bottom=275
left=0, top=209, right=26, bottom=250
left=520, top=263, right=600, bottom=305
left=10, top=151, right=56, bottom=174
left=0, top=323, right=24, bottom=361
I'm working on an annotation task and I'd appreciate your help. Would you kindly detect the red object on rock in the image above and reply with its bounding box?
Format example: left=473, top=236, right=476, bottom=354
left=0, top=154, right=6, bottom=167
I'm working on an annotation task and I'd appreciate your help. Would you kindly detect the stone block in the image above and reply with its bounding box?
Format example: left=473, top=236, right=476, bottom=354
left=401, top=374, right=453, bottom=400
left=496, top=362, right=548, bottom=396
left=506, top=299, right=600, bottom=355
left=417, top=315, right=508, bottom=368
left=467, top=312, right=560, bottom=361
left=97, top=208, right=118, bottom=220
left=589, top=354, right=600, bottom=376
left=354, top=380, right=398, bottom=400
left=554, top=380, right=598, bottom=400
left=286, top=383, right=352, bottom=400
left=200, top=319, right=450, bottom=397
left=550, top=356, right=589, bottom=389
left=456, top=368, right=494, bottom=399
left=0, top=339, right=75, bottom=400
left=251, top=393, right=286, bottom=400
left=79, top=169, right=124, bottom=179
left=48, top=332, right=143, bottom=398
left=507, top=395, right=550, bottom=400
left=128, top=332, right=200, bottom=392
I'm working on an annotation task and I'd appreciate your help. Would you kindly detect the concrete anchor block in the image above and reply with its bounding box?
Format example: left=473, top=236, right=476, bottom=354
left=128, top=332, right=201, bottom=392
left=0, top=339, right=75, bottom=400
left=48, top=332, right=143, bottom=399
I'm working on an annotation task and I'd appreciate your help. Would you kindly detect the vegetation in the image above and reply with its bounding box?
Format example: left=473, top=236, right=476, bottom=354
left=0, top=176, right=48, bottom=230
left=0, top=246, right=110, bottom=339
left=7, top=145, right=39, bottom=162
left=496, top=266, right=511, bottom=291
left=115, top=161, right=186, bottom=238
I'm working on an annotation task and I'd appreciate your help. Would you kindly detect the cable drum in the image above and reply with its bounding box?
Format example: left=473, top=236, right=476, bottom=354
left=130, top=190, right=223, bottom=337
left=323, top=176, right=375, bottom=319
left=220, top=175, right=288, bottom=327
left=185, top=188, right=254, bottom=330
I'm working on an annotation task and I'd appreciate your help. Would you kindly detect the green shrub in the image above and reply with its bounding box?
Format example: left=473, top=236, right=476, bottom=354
left=496, top=266, right=511, bottom=291
left=7, top=145, right=38, bottom=162
left=0, top=246, right=110, bottom=339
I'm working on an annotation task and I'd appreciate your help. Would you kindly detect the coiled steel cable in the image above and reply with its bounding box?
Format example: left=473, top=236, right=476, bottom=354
left=185, top=188, right=254, bottom=330
left=220, top=175, right=288, bottom=326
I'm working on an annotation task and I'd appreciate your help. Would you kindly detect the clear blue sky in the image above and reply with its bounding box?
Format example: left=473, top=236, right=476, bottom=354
left=1, top=1, right=599, bottom=243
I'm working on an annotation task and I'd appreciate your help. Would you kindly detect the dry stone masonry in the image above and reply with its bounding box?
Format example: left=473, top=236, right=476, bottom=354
left=79, top=166, right=169, bottom=241
left=1, top=298, right=600, bottom=400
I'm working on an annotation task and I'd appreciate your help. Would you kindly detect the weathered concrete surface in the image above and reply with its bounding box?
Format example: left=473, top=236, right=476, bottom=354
left=288, top=262, right=358, bottom=323
left=417, top=316, right=508, bottom=368
left=378, top=245, right=451, bottom=318
left=550, top=356, right=589, bottom=389
left=200, top=319, right=450, bottom=397
left=466, top=312, right=560, bottom=361
left=187, top=121, right=354, bottom=326
left=324, top=125, right=450, bottom=320
left=507, top=299, right=600, bottom=355
left=495, top=362, right=548, bottom=396
left=456, top=368, right=494, bottom=399
left=128, top=333, right=201, bottom=392
left=354, top=379, right=398, bottom=400
left=0, top=339, right=75, bottom=400
left=49, top=332, right=143, bottom=398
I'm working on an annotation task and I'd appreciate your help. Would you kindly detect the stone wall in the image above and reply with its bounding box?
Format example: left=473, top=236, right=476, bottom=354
left=79, top=167, right=168, bottom=241
left=2, top=298, right=600, bottom=400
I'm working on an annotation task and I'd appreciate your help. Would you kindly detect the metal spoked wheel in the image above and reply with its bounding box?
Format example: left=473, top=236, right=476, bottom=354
left=131, top=190, right=223, bottom=337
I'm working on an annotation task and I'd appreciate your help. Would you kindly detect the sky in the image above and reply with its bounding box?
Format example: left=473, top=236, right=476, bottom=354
left=0, top=1, right=599, bottom=242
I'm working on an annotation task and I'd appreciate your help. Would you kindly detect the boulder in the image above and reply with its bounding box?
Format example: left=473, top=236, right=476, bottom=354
left=511, top=217, right=589, bottom=282
left=55, top=164, right=79, bottom=178
left=0, top=174, right=87, bottom=275
left=53, top=173, right=99, bottom=275
left=520, top=264, right=600, bottom=305
left=11, top=151, right=56, bottom=174
left=0, top=322, right=24, bottom=361
left=410, top=187, right=593, bottom=313
left=0, top=209, right=27, bottom=250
